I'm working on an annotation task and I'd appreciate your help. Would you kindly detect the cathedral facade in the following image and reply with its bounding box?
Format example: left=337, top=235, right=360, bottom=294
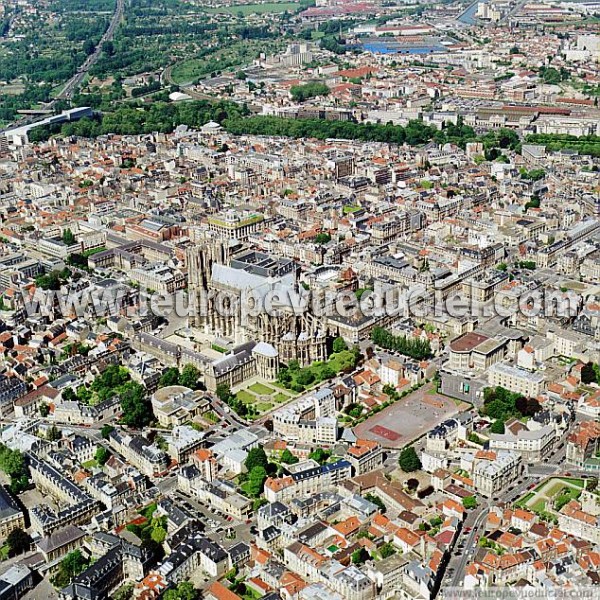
left=187, top=239, right=328, bottom=369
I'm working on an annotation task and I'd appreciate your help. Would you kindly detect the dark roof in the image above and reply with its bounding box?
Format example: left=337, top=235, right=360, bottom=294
left=37, top=525, right=85, bottom=554
left=0, top=486, right=22, bottom=522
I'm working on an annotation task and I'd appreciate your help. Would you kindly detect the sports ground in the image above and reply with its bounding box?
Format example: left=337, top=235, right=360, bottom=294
left=353, top=383, right=463, bottom=448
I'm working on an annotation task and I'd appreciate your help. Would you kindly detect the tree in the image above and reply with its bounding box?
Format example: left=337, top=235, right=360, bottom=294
left=151, top=526, right=167, bottom=544
left=379, top=542, right=396, bottom=558
left=515, top=396, right=541, bottom=417
left=113, top=583, right=134, bottom=600
left=371, top=327, right=432, bottom=360
left=53, top=550, right=89, bottom=588
left=309, top=448, right=331, bottom=465
left=35, top=270, right=66, bottom=290
left=490, top=420, right=505, bottom=434
left=581, top=362, right=597, bottom=385
left=315, top=232, right=331, bottom=244
left=95, top=447, right=109, bottom=466
left=351, top=547, right=369, bottom=564
left=158, top=367, right=180, bottom=388
left=179, top=364, right=201, bottom=389
left=406, top=478, right=419, bottom=492
left=1, top=441, right=30, bottom=494
left=290, top=82, right=330, bottom=102
left=39, top=402, right=50, bottom=417
left=245, top=466, right=267, bottom=497
left=463, top=496, right=477, bottom=510
left=281, top=449, right=299, bottom=465
left=47, top=424, right=61, bottom=442
left=120, top=382, right=153, bottom=428
left=245, top=447, right=268, bottom=472
left=332, top=337, right=347, bottom=353
left=163, top=581, right=198, bottom=600
left=525, top=196, right=541, bottom=211
left=216, top=383, right=233, bottom=404
left=398, top=447, right=421, bottom=472
left=62, top=387, right=77, bottom=402
left=365, top=493, right=386, bottom=513
left=554, top=492, right=573, bottom=511
left=6, top=528, right=31, bottom=556
left=102, top=40, right=115, bottom=56
left=62, top=228, right=76, bottom=245
left=101, top=424, right=115, bottom=439
left=296, top=370, right=315, bottom=386
left=252, top=497, right=268, bottom=511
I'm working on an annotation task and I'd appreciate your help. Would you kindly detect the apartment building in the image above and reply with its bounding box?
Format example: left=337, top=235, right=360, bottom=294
left=157, top=533, right=228, bottom=581
left=487, top=363, right=546, bottom=397
left=36, top=525, right=86, bottom=563
left=557, top=501, right=600, bottom=545
left=190, top=448, right=218, bottom=482
left=151, top=386, right=208, bottom=428
left=489, top=424, right=556, bottom=463
left=85, top=468, right=145, bottom=511
left=166, top=426, right=205, bottom=463
left=207, top=209, right=265, bottom=241
left=566, top=420, right=600, bottom=469
left=196, top=480, right=252, bottom=521
left=52, top=396, right=121, bottom=426
left=447, top=332, right=507, bottom=372
left=472, top=450, right=522, bottom=498
left=108, top=429, right=170, bottom=477
left=129, top=264, right=186, bottom=294
left=0, top=565, right=34, bottom=600
left=265, top=460, right=352, bottom=503
left=272, top=388, right=338, bottom=445
left=28, top=455, right=98, bottom=535
left=284, top=543, right=374, bottom=600
left=346, top=439, right=384, bottom=476
left=61, top=541, right=149, bottom=600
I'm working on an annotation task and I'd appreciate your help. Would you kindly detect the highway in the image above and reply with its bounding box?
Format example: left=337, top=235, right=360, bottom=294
left=1, top=0, right=124, bottom=133
left=53, top=0, right=125, bottom=103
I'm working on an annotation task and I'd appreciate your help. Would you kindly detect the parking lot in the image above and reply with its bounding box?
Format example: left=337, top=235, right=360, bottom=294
left=173, top=490, right=255, bottom=548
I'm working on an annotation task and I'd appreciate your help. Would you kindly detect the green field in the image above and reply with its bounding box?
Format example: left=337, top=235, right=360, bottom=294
left=559, top=477, right=584, bottom=488
left=232, top=379, right=295, bottom=419
left=237, top=390, right=255, bottom=404
left=532, top=499, right=547, bottom=512
left=203, top=2, right=299, bottom=15
left=517, top=477, right=586, bottom=514
left=249, top=382, right=274, bottom=395
left=170, top=39, right=281, bottom=84
left=515, top=492, right=534, bottom=508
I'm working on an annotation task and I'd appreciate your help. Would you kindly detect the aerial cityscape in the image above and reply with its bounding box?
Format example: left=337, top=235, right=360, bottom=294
left=0, top=0, right=599, bottom=599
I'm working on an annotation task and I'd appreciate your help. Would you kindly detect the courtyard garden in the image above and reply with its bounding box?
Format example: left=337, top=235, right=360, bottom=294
left=219, top=379, right=296, bottom=420
left=515, top=477, right=585, bottom=521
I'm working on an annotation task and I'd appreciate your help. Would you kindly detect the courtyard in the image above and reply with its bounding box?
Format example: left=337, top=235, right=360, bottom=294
left=232, top=377, right=297, bottom=417
left=516, top=477, right=585, bottom=513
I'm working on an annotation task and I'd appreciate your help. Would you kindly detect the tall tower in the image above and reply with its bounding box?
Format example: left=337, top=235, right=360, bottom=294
left=186, top=236, right=230, bottom=291
left=187, top=236, right=233, bottom=331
